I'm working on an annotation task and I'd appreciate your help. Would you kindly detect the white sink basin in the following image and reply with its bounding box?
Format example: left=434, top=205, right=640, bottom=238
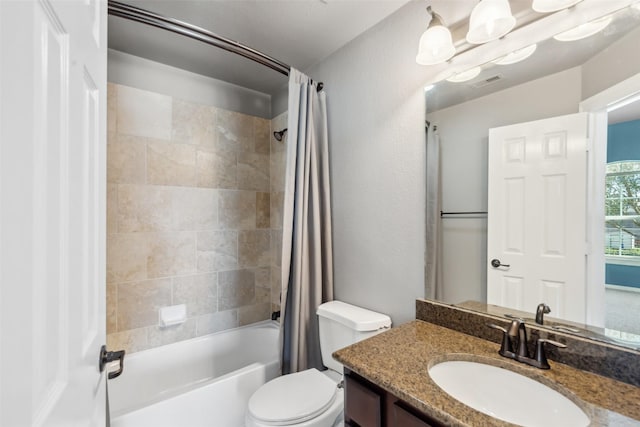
left=428, top=361, right=589, bottom=427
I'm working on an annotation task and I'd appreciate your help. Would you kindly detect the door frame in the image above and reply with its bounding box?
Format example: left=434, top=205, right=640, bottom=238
left=579, top=72, right=640, bottom=327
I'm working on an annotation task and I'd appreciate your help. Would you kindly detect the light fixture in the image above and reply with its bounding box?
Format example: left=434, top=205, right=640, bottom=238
left=446, top=67, right=482, bottom=83
left=532, top=0, right=583, bottom=13
left=492, top=44, right=537, bottom=65
left=466, top=0, right=516, bottom=44
left=416, top=7, right=455, bottom=65
left=553, top=15, right=612, bottom=41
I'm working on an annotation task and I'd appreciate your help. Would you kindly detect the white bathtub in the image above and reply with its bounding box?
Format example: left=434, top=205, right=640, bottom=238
left=109, top=321, right=280, bottom=427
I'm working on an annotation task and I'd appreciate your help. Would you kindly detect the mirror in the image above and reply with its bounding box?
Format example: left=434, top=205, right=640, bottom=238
left=425, top=4, right=640, bottom=350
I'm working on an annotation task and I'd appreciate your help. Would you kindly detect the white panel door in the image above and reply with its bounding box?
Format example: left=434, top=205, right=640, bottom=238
left=487, top=113, right=589, bottom=324
left=0, top=0, right=107, bottom=425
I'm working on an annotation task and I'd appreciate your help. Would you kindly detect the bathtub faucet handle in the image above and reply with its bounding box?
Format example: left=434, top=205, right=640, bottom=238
left=99, top=345, right=126, bottom=380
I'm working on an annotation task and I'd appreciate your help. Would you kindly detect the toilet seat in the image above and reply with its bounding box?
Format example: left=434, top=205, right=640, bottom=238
left=247, top=369, right=338, bottom=426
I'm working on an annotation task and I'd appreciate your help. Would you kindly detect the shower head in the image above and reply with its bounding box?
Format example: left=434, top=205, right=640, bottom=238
left=273, top=128, right=288, bottom=142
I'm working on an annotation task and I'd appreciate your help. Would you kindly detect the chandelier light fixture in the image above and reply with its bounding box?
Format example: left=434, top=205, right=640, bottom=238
left=466, top=0, right=516, bottom=44
left=416, top=0, right=617, bottom=71
left=416, top=6, right=456, bottom=65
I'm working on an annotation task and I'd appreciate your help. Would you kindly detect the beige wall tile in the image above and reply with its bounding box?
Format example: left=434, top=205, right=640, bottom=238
left=253, top=266, right=270, bottom=289
left=107, top=283, right=117, bottom=334
left=147, top=142, right=197, bottom=187
left=107, top=184, right=118, bottom=235
left=107, top=233, right=148, bottom=283
left=107, top=328, right=149, bottom=354
left=118, top=185, right=173, bottom=233
left=217, top=110, right=254, bottom=152
left=256, top=192, right=270, bottom=229
left=218, top=269, right=255, bottom=310
left=172, top=99, right=216, bottom=147
left=147, top=319, right=197, bottom=348
left=239, top=230, right=271, bottom=268
left=196, top=149, right=237, bottom=189
left=173, top=273, right=217, bottom=317
left=254, top=117, right=270, bottom=154
left=107, top=140, right=146, bottom=184
left=117, top=278, right=172, bottom=330
left=196, top=230, right=237, bottom=272
left=107, top=131, right=117, bottom=145
left=255, top=286, right=270, bottom=304
left=239, top=303, right=271, bottom=326
left=172, top=187, right=218, bottom=231
left=270, top=150, right=286, bottom=192
left=108, top=83, right=117, bottom=134
left=147, top=232, right=197, bottom=278
left=271, top=266, right=282, bottom=305
left=117, top=85, right=172, bottom=140
left=270, top=191, right=283, bottom=230
left=238, top=152, right=269, bottom=191
left=271, top=229, right=283, bottom=268
left=195, top=310, right=238, bottom=336
left=219, top=190, right=256, bottom=229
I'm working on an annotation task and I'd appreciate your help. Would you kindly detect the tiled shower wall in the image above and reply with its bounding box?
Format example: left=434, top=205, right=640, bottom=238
left=106, top=82, right=286, bottom=353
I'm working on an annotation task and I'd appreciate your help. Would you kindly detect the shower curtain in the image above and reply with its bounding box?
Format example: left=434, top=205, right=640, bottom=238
left=280, top=68, right=334, bottom=374
left=425, top=124, right=443, bottom=300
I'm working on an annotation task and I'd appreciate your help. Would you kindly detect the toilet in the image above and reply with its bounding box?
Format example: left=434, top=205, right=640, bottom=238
left=245, top=301, right=392, bottom=427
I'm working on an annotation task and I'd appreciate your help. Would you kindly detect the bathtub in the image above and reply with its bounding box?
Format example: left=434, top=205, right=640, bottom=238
left=109, top=320, right=280, bottom=427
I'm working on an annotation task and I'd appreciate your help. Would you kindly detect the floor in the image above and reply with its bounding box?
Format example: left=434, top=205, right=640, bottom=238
left=605, top=287, right=640, bottom=344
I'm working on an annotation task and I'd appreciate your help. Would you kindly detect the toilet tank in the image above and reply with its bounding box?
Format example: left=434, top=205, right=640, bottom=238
left=316, top=301, right=391, bottom=373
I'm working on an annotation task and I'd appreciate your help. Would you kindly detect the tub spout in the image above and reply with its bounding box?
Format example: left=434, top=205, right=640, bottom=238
left=535, top=303, right=551, bottom=325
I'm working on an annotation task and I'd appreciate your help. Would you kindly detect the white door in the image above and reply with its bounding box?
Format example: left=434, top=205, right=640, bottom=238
left=487, top=113, right=589, bottom=324
left=0, top=0, right=107, bottom=425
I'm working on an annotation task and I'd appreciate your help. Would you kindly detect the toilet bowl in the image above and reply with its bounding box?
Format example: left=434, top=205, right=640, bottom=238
left=245, top=301, right=391, bottom=427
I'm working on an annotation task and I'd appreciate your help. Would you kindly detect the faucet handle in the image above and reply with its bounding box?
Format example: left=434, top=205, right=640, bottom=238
left=487, top=323, right=514, bottom=356
left=534, top=338, right=567, bottom=369
left=487, top=323, right=507, bottom=333
left=538, top=338, right=567, bottom=349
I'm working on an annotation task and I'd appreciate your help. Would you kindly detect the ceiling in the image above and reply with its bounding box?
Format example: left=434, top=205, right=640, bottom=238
left=108, top=0, right=410, bottom=96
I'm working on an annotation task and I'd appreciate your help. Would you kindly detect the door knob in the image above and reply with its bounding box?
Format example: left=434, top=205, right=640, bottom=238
left=491, top=258, right=510, bottom=268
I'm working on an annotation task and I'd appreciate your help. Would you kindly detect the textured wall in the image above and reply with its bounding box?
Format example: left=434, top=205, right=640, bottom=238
left=106, top=83, right=282, bottom=353
left=306, top=1, right=429, bottom=326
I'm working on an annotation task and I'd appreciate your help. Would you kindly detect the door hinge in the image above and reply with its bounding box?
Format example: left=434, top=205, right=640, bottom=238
left=99, top=345, right=125, bottom=380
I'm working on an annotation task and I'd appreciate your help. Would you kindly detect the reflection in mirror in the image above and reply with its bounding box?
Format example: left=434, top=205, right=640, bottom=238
left=425, top=4, right=640, bottom=350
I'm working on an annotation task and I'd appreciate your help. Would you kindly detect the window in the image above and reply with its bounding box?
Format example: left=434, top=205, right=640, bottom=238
left=605, top=161, right=640, bottom=259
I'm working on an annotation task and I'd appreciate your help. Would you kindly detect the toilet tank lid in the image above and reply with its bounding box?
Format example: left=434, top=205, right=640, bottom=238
left=317, top=301, right=391, bottom=331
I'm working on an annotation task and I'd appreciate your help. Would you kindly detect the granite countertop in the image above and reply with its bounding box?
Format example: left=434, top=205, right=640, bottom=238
left=333, top=320, right=640, bottom=427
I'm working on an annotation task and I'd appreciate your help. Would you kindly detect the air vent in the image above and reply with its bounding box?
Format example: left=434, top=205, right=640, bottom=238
left=470, top=74, right=503, bottom=88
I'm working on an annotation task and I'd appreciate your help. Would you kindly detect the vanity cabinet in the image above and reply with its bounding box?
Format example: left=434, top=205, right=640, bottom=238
left=344, top=369, right=444, bottom=427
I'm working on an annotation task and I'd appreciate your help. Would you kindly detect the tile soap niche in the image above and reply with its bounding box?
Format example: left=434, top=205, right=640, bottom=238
left=159, top=304, right=187, bottom=328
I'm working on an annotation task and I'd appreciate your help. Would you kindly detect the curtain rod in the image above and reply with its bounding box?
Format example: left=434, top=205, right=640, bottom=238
left=108, top=0, right=291, bottom=77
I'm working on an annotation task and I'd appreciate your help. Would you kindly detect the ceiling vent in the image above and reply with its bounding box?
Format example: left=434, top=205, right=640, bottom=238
left=470, top=74, right=504, bottom=88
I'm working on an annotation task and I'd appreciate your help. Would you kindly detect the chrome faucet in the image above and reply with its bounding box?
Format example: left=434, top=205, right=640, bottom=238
left=489, top=319, right=566, bottom=369
left=535, top=303, right=551, bottom=325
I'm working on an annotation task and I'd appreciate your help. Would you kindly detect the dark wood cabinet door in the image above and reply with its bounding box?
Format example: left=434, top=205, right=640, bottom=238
left=344, top=374, right=382, bottom=427
left=392, top=402, right=438, bottom=427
